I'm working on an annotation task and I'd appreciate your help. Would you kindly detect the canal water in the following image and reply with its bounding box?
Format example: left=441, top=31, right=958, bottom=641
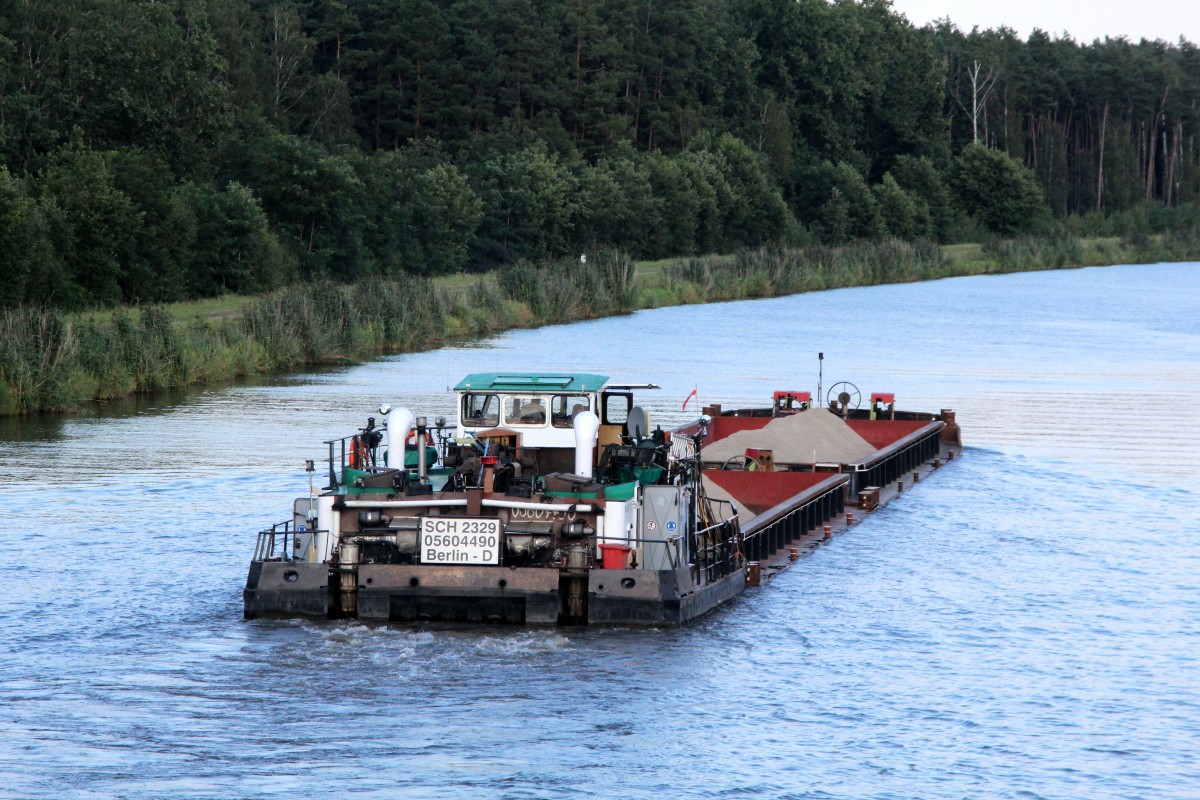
left=1, top=262, right=1197, bottom=799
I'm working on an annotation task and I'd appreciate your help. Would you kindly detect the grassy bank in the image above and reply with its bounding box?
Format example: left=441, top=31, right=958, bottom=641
left=2, top=235, right=1197, bottom=416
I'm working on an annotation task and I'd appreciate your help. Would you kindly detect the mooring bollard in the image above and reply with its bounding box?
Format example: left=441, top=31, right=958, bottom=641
left=789, top=547, right=799, bottom=561
left=823, top=525, right=832, bottom=540
left=934, top=457, right=941, bottom=469
left=846, top=512, right=854, bottom=525
left=898, top=479, right=904, bottom=493
left=747, top=561, right=762, bottom=586
left=913, top=470, right=920, bottom=483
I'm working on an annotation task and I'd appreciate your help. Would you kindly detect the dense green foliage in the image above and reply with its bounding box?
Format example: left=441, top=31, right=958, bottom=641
left=948, top=143, right=1050, bottom=235
left=2, top=0, right=1199, bottom=311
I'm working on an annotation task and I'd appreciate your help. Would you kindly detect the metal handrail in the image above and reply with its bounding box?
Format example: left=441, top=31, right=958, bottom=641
left=595, top=532, right=685, bottom=569
left=251, top=519, right=293, bottom=562
left=692, top=517, right=742, bottom=582
left=323, top=435, right=354, bottom=486
left=704, top=496, right=739, bottom=523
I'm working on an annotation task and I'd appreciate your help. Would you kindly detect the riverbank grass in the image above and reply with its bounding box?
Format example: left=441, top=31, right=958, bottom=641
left=3, top=234, right=1198, bottom=416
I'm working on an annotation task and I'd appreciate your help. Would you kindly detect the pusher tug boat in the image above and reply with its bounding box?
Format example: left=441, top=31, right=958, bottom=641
left=243, top=373, right=962, bottom=625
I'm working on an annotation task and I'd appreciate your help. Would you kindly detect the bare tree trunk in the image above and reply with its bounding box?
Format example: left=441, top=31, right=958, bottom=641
left=1062, top=113, right=1073, bottom=213
left=268, top=6, right=311, bottom=115
left=1004, top=89, right=1010, bottom=151
left=638, top=0, right=653, bottom=147
left=415, top=59, right=423, bottom=135
left=756, top=99, right=767, bottom=151
left=1146, top=84, right=1169, bottom=201
left=1096, top=102, right=1107, bottom=211
left=574, top=15, right=583, bottom=142
left=515, top=80, right=523, bottom=131
left=394, top=43, right=404, bottom=149
left=1138, top=118, right=1146, bottom=198
left=1028, top=111, right=1038, bottom=171
left=953, top=60, right=999, bottom=144
left=1165, top=120, right=1181, bottom=207
left=632, top=70, right=643, bottom=146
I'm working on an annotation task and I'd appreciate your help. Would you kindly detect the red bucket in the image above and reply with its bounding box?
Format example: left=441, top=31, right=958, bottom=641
left=598, top=543, right=633, bottom=570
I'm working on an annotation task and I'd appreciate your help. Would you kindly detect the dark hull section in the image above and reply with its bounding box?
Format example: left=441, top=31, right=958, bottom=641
left=244, top=562, right=745, bottom=626
left=244, top=561, right=332, bottom=619
left=587, top=568, right=745, bottom=625
left=358, top=565, right=560, bottom=624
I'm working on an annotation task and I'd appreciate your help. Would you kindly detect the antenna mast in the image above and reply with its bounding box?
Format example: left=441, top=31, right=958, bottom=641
left=817, top=352, right=824, bottom=408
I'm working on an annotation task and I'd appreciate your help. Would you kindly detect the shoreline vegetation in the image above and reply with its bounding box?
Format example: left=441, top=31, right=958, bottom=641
left=4, top=233, right=1198, bottom=418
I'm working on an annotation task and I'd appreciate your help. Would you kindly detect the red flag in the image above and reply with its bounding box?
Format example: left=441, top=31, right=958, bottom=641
left=682, top=387, right=698, bottom=411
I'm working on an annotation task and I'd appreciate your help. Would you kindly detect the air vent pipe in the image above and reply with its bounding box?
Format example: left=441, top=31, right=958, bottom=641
left=573, top=410, right=600, bottom=478
left=385, top=407, right=415, bottom=470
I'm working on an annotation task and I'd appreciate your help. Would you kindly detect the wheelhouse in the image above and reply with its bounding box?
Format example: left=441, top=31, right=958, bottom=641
left=455, top=373, right=648, bottom=449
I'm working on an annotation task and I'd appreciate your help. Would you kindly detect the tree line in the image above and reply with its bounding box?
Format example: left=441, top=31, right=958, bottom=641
left=1, top=0, right=1198, bottom=309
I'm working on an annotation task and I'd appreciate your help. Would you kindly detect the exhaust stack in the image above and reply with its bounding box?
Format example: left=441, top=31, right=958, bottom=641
left=385, top=407, right=415, bottom=470
left=572, top=410, right=600, bottom=478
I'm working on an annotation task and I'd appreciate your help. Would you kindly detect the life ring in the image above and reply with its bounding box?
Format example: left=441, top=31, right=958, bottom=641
left=406, top=430, right=434, bottom=447
left=349, top=435, right=367, bottom=469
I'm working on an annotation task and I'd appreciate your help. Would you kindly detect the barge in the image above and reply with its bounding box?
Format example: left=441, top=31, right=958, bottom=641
left=243, top=374, right=961, bottom=625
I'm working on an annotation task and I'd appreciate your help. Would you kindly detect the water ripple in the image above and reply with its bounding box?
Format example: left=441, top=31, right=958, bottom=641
left=2, top=264, right=1200, bottom=799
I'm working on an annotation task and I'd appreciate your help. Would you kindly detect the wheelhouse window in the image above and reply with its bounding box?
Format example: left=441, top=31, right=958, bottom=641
left=503, top=395, right=548, bottom=426
left=462, top=393, right=499, bottom=427
left=551, top=394, right=591, bottom=428
left=602, top=392, right=631, bottom=425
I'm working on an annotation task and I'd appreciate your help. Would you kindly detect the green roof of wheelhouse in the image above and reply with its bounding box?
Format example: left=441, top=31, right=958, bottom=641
left=454, top=373, right=610, bottom=393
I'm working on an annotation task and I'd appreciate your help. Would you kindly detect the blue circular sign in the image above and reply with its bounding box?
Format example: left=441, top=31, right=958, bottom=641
left=665, top=520, right=678, bottom=533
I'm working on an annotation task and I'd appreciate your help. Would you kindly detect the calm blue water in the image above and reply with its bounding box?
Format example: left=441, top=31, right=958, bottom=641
left=1, top=262, right=1198, bottom=799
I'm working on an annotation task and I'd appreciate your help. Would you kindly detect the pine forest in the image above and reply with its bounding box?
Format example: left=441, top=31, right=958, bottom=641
left=2, top=0, right=1199, bottom=309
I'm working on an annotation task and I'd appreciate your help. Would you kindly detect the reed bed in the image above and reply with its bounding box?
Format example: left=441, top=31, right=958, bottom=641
left=3, top=237, right=1198, bottom=416
left=660, top=232, right=1200, bottom=305
left=0, top=279, right=447, bottom=414
left=661, top=239, right=946, bottom=302
left=496, top=248, right=639, bottom=323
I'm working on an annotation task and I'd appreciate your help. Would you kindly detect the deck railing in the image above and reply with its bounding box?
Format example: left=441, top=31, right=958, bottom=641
left=324, top=435, right=361, bottom=487
left=252, top=520, right=294, bottom=562
left=692, top=517, right=742, bottom=584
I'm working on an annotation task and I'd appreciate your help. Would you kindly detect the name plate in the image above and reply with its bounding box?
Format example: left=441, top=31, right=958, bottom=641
left=420, top=517, right=501, bottom=565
